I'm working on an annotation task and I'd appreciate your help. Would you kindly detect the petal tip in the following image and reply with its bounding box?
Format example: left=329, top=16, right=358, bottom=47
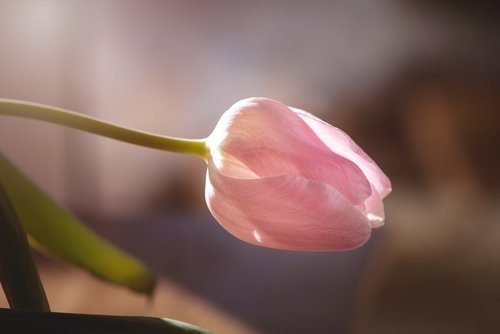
left=367, top=213, right=385, bottom=228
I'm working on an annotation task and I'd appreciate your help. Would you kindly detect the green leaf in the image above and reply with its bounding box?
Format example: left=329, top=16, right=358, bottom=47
left=0, top=152, right=155, bottom=295
left=0, top=308, right=213, bottom=334
left=0, top=184, right=50, bottom=311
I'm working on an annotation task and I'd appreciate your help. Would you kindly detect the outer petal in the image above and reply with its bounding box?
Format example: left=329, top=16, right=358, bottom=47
left=292, top=108, right=391, bottom=197
left=205, top=160, right=371, bottom=251
left=206, top=98, right=372, bottom=206
left=292, top=108, right=392, bottom=225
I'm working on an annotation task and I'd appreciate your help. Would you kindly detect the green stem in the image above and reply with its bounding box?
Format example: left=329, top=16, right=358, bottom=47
left=0, top=99, right=209, bottom=159
left=0, top=184, right=50, bottom=311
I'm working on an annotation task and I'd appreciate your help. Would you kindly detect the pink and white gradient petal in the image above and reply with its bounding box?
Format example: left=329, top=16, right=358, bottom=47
left=205, top=160, right=371, bottom=251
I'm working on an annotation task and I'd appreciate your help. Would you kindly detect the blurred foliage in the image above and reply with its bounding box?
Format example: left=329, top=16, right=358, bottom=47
left=0, top=152, right=155, bottom=295
left=0, top=308, right=213, bottom=334
left=0, top=184, right=49, bottom=311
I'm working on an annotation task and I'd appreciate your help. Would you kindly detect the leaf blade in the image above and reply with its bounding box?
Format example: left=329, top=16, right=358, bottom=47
left=0, top=308, right=213, bottom=334
left=0, top=184, right=50, bottom=311
left=0, top=152, right=155, bottom=294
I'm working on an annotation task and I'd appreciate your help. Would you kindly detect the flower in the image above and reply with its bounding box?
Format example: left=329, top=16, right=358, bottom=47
left=204, top=98, right=391, bottom=251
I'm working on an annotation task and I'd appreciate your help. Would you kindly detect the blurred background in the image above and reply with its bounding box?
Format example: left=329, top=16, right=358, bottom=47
left=1, top=0, right=499, bottom=333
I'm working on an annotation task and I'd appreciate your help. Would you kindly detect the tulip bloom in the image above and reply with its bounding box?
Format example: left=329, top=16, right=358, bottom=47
left=0, top=98, right=391, bottom=252
left=205, top=98, right=391, bottom=251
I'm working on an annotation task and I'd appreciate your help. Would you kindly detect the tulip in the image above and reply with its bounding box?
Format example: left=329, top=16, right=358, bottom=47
left=0, top=98, right=391, bottom=252
left=204, top=98, right=391, bottom=251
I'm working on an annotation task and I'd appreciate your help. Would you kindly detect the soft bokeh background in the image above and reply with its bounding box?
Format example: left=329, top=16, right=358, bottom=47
left=1, top=1, right=499, bottom=333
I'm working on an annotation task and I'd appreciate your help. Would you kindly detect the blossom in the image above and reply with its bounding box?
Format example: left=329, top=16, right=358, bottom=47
left=204, top=98, right=391, bottom=251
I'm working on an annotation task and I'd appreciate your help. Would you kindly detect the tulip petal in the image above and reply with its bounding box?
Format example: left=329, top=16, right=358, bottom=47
left=364, top=192, right=385, bottom=228
left=292, top=108, right=391, bottom=225
left=292, top=108, right=391, bottom=198
left=205, top=161, right=371, bottom=251
left=207, top=98, right=372, bottom=206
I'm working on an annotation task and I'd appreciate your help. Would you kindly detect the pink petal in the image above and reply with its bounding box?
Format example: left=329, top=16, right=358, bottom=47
left=292, top=108, right=392, bottom=224
left=363, top=192, right=385, bottom=228
left=205, top=160, right=371, bottom=251
left=206, top=98, right=372, bottom=206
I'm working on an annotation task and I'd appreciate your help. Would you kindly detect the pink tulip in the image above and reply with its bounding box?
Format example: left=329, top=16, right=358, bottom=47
left=205, top=98, right=391, bottom=251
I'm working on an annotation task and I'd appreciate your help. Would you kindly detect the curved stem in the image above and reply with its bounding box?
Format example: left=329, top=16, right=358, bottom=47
left=0, top=99, right=209, bottom=159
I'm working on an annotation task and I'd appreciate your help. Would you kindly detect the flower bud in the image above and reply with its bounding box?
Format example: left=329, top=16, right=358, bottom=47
left=205, top=98, right=391, bottom=251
